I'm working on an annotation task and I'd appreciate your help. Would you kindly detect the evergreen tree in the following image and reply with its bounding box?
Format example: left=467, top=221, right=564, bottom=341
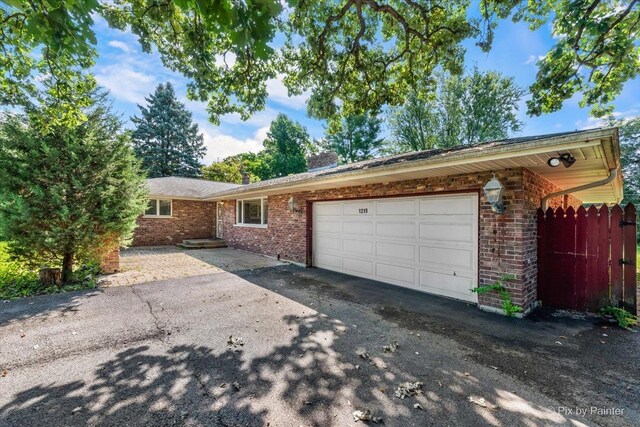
left=262, top=114, right=312, bottom=178
left=0, top=84, right=148, bottom=284
left=325, top=114, right=384, bottom=163
left=131, top=83, right=206, bottom=177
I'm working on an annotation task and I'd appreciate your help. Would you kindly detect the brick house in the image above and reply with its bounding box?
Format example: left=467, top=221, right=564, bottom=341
left=132, top=177, right=240, bottom=246
left=131, top=128, right=624, bottom=316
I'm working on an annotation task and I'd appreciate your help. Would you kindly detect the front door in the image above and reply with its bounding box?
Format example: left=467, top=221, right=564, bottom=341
left=216, top=202, right=223, bottom=239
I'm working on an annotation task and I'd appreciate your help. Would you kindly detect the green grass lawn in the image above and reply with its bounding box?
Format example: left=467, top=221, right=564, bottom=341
left=0, top=242, right=41, bottom=300
left=0, top=242, right=97, bottom=300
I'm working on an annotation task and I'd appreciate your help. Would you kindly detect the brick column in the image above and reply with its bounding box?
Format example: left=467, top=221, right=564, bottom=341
left=100, top=248, right=120, bottom=274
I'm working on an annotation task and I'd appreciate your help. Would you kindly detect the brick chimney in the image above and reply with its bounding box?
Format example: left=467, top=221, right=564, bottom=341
left=307, top=152, right=338, bottom=172
left=241, top=171, right=250, bottom=185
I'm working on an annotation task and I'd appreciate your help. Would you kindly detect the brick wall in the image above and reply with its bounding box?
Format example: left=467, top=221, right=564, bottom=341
left=221, top=168, right=582, bottom=314
left=100, top=248, right=120, bottom=273
left=132, top=199, right=216, bottom=246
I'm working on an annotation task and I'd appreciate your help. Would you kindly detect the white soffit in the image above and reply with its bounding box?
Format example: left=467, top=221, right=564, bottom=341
left=209, top=130, right=622, bottom=204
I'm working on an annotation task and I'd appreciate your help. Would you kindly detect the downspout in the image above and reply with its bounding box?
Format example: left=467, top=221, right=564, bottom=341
left=541, top=168, right=618, bottom=211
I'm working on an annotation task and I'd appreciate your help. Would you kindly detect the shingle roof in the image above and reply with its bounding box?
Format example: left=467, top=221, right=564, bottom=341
left=210, top=129, right=605, bottom=197
left=147, top=176, right=241, bottom=199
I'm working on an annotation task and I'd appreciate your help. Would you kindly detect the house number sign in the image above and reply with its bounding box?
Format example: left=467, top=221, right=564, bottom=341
left=358, top=208, right=368, bottom=214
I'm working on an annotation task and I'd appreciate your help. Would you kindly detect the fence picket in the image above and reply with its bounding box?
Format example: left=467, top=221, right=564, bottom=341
left=575, top=206, right=588, bottom=310
left=610, top=205, right=623, bottom=305
left=623, top=203, right=637, bottom=310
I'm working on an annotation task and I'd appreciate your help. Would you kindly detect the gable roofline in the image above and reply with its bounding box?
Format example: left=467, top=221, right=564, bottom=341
left=205, top=128, right=622, bottom=203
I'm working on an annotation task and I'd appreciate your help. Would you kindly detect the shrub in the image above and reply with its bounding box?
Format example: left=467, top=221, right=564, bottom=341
left=472, top=274, right=523, bottom=317
left=600, top=306, right=638, bottom=330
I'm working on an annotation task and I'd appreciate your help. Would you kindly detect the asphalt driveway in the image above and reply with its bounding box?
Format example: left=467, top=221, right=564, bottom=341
left=0, top=250, right=638, bottom=426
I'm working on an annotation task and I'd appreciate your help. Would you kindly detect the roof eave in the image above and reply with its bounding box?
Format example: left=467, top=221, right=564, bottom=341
left=205, top=128, right=620, bottom=201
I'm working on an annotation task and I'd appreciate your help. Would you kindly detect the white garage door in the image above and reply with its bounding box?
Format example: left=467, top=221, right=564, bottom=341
left=312, top=193, right=478, bottom=302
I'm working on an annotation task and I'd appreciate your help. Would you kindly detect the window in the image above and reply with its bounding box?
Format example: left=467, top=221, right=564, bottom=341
left=145, top=199, right=172, bottom=217
left=236, top=198, right=268, bottom=226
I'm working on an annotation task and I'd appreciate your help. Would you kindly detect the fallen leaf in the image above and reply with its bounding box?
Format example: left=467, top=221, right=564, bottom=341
left=1, top=369, right=8, bottom=377
left=353, top=409, right=382, bottom=424
left=382, top=341, right=399, bottom=353
left=464, top=372, right=470, bottom=376
left=468, top=396, right=498, bottom=410
left=395, top=382, right=424, bottom=399
left=414, top=403, right=424, bottom=411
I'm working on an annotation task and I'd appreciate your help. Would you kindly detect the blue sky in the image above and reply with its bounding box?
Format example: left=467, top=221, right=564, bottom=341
left=91, top=13, right=639, bottom=165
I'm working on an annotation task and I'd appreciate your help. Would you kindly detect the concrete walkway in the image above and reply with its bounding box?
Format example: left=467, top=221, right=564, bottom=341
left=99, top=246, right=284, bottom=287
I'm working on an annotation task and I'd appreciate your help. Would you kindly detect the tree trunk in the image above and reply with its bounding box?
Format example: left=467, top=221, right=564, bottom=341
left=39, top=268, right=61, bottom=288
left=61, top=252, right=74, bottom=285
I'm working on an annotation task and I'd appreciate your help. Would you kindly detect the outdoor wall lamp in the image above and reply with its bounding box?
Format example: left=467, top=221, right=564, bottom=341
left=547, top=153, right=576, bottom=168
left=483, top=175, right=505, bottom=213
left=288, top=197, right=301, bottom=213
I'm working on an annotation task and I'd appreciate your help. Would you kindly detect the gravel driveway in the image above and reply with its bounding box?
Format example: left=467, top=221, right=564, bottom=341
left=0, top=250, right=637, bottom=426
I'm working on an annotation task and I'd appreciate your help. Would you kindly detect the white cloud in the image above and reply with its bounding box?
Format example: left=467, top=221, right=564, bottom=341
left=575, top=116, right=605, bottom=130
left=95, top=65, right=156, bottom=104
left=525, top=54, right=545, bottom=65
left=108, top=40, right=133, bottom=53
left=214, top=52, right=237, bottom=68
left=266, top=74, right=309, bottom=109
left=575, top=108, right=640, bottom=130
left=200, top=125, right=268, bottom=164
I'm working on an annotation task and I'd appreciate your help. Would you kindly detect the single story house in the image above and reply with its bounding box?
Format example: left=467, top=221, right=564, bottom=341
left=130, top=128, right=625, bottom=316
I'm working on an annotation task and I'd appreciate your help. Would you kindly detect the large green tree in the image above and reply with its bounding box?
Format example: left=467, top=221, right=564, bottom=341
left=1, top=1, right=638, bottom=122
left=325, top=114, right=384, bottom=163
left=131, top=82, right=206, bottom=178
left=607, top=116, right=640, bottom=207
left=388, top=68, right=525, bottom=152
left=202, top=152, right=267, bottom=183
left=262, top=114, right=314, bottom=178
left=0, top=83, right=147, bottom=284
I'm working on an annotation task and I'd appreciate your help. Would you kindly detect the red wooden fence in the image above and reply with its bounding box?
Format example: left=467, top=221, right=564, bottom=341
left=537, top=203, right=637, bottom=312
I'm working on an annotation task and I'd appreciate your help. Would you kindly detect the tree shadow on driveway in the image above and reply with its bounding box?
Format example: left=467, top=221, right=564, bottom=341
left=1, top=264, right=637, bottom=426
left=0, top=289, right=102, bottom=328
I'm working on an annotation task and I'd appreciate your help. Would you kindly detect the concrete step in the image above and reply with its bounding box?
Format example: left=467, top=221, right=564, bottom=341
left=177, top=239, right=227, bottom=249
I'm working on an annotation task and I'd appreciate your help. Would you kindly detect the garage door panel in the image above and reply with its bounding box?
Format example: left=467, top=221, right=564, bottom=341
left=343, top=238, right=373, bottom=255
left=376, top=241, right=415, bottom=262
left=343, top=220, right=373, bottom=235
left=419, top=223, right=474, bottom=242
left=418, top=214, right=475, bottom=224
left=313, top=193, right=478, bottom=304
left=315, top=203, right=342, bottom=216
left=315, top=253, right=342, bottom=269
left=315, top=236, right=341, bottom=251
left=315, top=219, right=341, bottom=234
left=376, top=263, right=415, bottom=285
left=376, top=221, right=415, bottom=238
left=419, top=270, right=475, bottom=301
left=419, top=196, right=475, bottom=215
left=376, top=199, right=416, bottom=215
left=343, top=257, right=374, bottom=275
left=419, top=246, right=475, bottom=269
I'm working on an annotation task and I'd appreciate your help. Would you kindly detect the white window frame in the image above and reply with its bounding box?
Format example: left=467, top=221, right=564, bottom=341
left=144, top=198, right=173, bottom=218
left=235, top=197, right=268, bottom=228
